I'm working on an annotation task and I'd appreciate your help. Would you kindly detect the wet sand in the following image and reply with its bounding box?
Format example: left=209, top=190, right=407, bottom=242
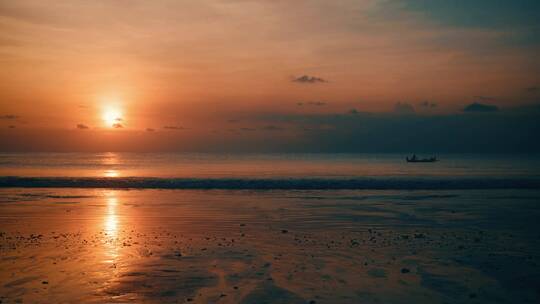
left=1, top=188, right=540, bottom=303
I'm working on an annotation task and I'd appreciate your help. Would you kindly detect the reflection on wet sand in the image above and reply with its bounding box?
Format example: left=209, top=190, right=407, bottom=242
left=1, top=189, right=540, bottom=303
left=103, top=192, right=120, bottom=264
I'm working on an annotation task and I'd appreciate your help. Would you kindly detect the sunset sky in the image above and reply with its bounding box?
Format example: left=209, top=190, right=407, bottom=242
left=1, top=0, right=539, bottom=152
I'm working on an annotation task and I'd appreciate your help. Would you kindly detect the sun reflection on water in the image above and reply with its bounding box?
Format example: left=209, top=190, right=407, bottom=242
left=102, top=152, right=121, bottom=177
left=104, top=169, right=119, bottom=177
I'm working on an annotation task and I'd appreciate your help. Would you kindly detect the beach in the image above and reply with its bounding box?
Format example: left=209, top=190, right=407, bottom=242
left=3, top=1, right=540, bottom=302
left=2, top=187, right=539, bottom=303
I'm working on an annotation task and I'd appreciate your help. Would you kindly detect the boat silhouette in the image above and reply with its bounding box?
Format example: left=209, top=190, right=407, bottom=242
left=406, top=154, right=438, bottom=163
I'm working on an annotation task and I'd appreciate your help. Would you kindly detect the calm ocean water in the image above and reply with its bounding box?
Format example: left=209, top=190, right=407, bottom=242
left=0, top=153, right=539, bottom=189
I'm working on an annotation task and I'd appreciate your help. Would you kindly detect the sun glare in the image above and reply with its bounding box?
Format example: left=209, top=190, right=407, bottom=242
left=102, top=107, right=123, bottom=127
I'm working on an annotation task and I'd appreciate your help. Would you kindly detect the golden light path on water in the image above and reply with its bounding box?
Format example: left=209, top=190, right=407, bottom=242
left=101, top=153, right=121, bottom=265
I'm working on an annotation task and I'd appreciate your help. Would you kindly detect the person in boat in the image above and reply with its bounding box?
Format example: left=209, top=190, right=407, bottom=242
left=407, top=154, right=438, bottom=162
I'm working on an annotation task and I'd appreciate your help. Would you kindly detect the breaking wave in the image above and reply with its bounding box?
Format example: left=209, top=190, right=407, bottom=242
left=1, top=176, right=539, bottom=190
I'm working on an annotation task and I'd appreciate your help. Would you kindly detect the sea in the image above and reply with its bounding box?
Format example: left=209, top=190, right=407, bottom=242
left=0, top=152, right=539, bottom=189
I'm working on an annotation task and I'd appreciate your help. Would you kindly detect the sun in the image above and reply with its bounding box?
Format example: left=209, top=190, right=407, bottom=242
left=102, top=107, right=123, bottom=128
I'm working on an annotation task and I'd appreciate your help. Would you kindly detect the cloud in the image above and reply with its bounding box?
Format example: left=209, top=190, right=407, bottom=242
left=297, top=101, right=327, bottom=106
left=146, top=128, right=155, bottom=132
left=252, top=105, right=540, bottom=153
left=394, top=102, right=415, bottom=114
left=391, top=1, right=540, bottom=30
left=463, top=102, right=499, bottom=112
left=3, top=106, right=539, bottom=153
left=76, top=123, right=89, bottom=129
left=380, top=1, right=540, bottom=48
left=419, top=101, right=437, bottom=108
left=0, top=114, right=19, bottom=120
left=112, top=123, right=123, bottom=128
left=261, top=125, right=284, bottom=131
left=115, top=117, right=123, bottom=122
left=292, top=75, right=327, bottom=84
left=303, top=124, right=336, bottom=132
left=473, top=95, right=496, bottom=102
left=163, top=125, right=185, bottom=130
left=348, top=108, right=360, bottom=115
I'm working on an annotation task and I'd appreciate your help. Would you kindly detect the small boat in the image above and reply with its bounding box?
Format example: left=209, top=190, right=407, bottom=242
left=406, top=155, right=438, bottom=163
